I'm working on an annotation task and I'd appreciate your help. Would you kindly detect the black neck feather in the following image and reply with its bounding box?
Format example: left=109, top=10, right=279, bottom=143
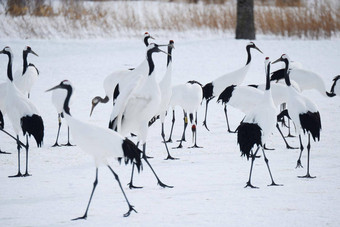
left=283, top=59, right=291, bottom=86
left=265, top=63, right=271, bottom=90
left=64, top=86, right=73, bottom=116
left=167, top=47, right=172, bottom=67
left=147, top=51, right=155, bottom=76
left=6, top=52, right=13, bottom=82
left=22, top=50, right=28, bottom=75
left=246, top=45, right=251, bottom=65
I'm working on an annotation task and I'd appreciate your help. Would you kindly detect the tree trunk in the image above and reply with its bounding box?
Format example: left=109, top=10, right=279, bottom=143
left=235, top=0, right=255, bottom=40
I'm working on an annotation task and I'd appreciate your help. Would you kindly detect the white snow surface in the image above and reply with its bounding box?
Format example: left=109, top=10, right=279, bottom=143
left=0, top=37, right=340, bottom=226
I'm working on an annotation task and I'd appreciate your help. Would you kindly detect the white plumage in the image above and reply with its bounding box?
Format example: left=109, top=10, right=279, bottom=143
left=13, top=46, right=39, bottom=98
left=202, top=42, right=262, bottom=130
left=273, top=54, right=321, bottom=178
left=0, top=46, right=44, bottom=177
left=237, top=57, right=281, bottom=188
left=168, top=80, right=203, bottom=148
left=46, top=80, right=143, bottom=219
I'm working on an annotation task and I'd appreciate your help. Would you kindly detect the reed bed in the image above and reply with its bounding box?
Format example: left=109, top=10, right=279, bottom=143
left=0, top=0, right=339, bottom=39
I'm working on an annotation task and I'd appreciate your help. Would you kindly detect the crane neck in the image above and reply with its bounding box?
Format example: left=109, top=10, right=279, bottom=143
left=144, top=37, right=150, bottom=47
left=265, top=63, right=271, bottom=90
left=5, top=52, right=13, bottom=82
left=246, top=45, right=252, bottom=65
left=283, top=59, right=291, bottom=86
left=22, top=50, right=28, bottom=75
left=63, top=86, right=73, bottom=116
left=146, top=51, right=155, bottom=76
left=167, top=47, right=173, bottom=67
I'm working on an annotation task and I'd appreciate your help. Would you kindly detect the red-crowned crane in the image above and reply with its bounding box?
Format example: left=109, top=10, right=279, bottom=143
left=90, top=32, right=154, bottom=116
left=237, top=57, right=282, bottom=188
left=168, top=80, right=203, bottom=149
left=113, top=43, right=173, bottom=189
left=202, top=42, right=262, bottom=131
left=273, top=54, right=321, bottom=178
left=46, top=80, right=142, bottom=219
left=50, top=88, right=74, bottom=147
left=0, top=46, right=44, bottom=177
left=13, top=46, right=39, bottom=98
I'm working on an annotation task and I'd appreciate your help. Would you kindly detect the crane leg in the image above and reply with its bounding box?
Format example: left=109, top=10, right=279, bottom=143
left=127, top=163, right=143, bottom=189
left=62, top=126, right=74, bottom=146
left=9, top=135, right=23, bottom=178
left=286, top=119, right=295, bottom=138
left=298, top=133, right=316, bottom=178
left=276, top=123, right=298, bottom=149
left=162, top=123, right=178, bottom=160
left=224, top=105, right=236, bottom=133
left=142, top=143, right=173, bottom=188
left=108, top=165, right=137, bottom=217
left=296, top=135, right=304, bottom=168
left=262, top=147, right=282, bottom=186
left=174, top=112, right=187, bottom=149
left=166, top=110, right=175, bottom=143
left=52, top=114, right=62, bottom=147
left=23, top=135, right=31, bottom=177
left=189, top=112, right=202, bottom=148
left=72, top=168, right=98, bottom=220
left=245, top=147, right=260, bottom=189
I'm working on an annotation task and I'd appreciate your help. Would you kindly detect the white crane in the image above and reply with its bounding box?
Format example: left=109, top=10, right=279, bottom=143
left=217, top=82, right=298, bottom=149
left=150, top=40, right=178, bottom=159
left=273, top=54, right=322, bottom=178
left=0, top=46, right=44, bottom=177
left=13, top=46, right=39, bottom=98
left=114, top=43, right=173, bottom=189
left=202, top=42, right=263, bottom=131
left=51, top=88, right=74, bottom=147
left=90, top=32, right=154, bottom=116
left=327, top=75, right=340, bottom=97
left=237, top=57, right=282, bottom=188
left=167, top=80, right=203, bottom=148
left=270, top=60, right=331, bottom=97
left=46, top=80, right=143, bottom=219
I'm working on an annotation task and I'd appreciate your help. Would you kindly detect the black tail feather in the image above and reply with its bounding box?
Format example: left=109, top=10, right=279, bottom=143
left=121, top=139, right=143, bottom=172
left=237, top=123, right=262, bottom=160
left=299, top=111, right=321, bottom=141
left=21, top=114, right=44, bottom=147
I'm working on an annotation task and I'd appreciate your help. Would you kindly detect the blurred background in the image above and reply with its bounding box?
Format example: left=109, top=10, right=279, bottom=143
left=0, top=0, right=339, bottom=39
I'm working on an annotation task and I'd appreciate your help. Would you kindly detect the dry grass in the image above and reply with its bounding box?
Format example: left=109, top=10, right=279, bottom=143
left=1, top=0, right=339, bottom=39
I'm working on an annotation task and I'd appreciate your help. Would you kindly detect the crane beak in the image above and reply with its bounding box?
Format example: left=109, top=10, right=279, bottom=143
left=150, top=36, right=155, bottom=40
left=272, top=57, right=282, bottom=64
left=45, top=84, right=61, bottom=92
left=255, top=46, right=263, bottom=54
left=157, top=44, right=172, bottom=56
left=30, top=49, right=39, bottom=57
left=90, top=104, right=96, bottom=117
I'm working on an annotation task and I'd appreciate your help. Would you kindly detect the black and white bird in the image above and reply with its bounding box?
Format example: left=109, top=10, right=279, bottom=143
left=202, top=42, right=262, bottom=131
left=326, top=75, right=340, bottom=97
left=50, top=88, right=74, bottom=147
left=168, top=80, right=203, bottom=148
left=237, top=57, right=281, bottom=188
left=0, top=46, right=44, bottom=177
left=270, top=58, right=331, bottom=97
left=153, top=40, right=177, bottom=159
left=46, top=80, right=143, bottom=219
left=13, top=46, right=39, bottom=98
left=273, top=54, right=322, bottom=178
left=90, top=32, right=154, bottom=116
left=113, top=43, right=173, bottom=189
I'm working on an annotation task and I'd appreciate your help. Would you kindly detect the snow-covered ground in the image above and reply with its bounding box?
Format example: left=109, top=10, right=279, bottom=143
left=0, top=36, right=340, bottom=226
